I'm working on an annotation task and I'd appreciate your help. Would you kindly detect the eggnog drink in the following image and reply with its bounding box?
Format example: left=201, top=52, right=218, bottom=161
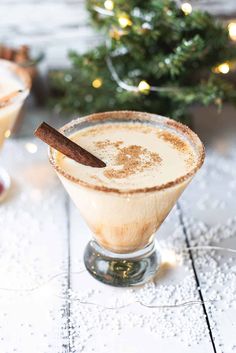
left=0, top=60, right=30, bottom=148
left=53, top=113, right=203, bottom=255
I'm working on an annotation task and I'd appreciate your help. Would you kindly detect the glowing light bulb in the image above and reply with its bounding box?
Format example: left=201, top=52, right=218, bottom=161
left=138, top=80, right=151, bottom=93
left=4, top=130, right=11, bottom=138
left=181, top=2, right=192, bottom=15
left=217, top=63, right=230, bottom=74
left=228, top=22, right=236, bottom=41
left=118, top=15, right=132, bottom=28
left=109, top=28, right=125, bottom=40
left=92, top=78, right=103, bottom=88
left=25, top=142, right=38, bottom=154
left=104, top=0, right=114, bottom=11
left=162, top=249, right=178, bottom=266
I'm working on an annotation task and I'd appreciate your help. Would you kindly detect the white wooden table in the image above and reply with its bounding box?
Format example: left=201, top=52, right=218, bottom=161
left=0, top=107, right=236, bottom=353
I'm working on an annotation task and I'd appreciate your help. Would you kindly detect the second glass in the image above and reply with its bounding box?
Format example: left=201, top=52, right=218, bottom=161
left=0, top=59, right=31, bottom=201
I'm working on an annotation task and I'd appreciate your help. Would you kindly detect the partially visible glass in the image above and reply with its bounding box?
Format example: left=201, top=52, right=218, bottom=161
left=0, top=59, right=31, bottom=201
left=49, top=111, right=205, bottom=287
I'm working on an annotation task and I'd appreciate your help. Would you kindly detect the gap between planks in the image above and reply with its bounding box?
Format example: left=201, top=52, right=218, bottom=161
left=177, top=202, right=218, bottom=353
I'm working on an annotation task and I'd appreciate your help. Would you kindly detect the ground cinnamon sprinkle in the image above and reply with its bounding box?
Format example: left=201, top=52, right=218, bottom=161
left=90, top=175, right=103, bottom=183
left=95, top=139, right=123, bottom=149
left=103, top=144, right=162, bottom=179
left=185, top=153, right=195, bottom=168
left=158, top=131, right=188, bottom=152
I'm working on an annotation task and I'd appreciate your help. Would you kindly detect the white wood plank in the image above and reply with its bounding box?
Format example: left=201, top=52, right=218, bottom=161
left=0, top=1, right=102, bottom=68
left=69, top=200, right=214, bottom=352
left=180, top=136, right=236, bottom=351
left=0, top=138, right=68, bottom=352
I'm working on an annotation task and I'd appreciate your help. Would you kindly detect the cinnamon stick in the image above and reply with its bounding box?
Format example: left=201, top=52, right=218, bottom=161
left=34, top=122, right=106, bottom=168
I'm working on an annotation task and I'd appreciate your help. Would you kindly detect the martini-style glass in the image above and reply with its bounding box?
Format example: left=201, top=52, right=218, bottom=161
left=49, top=111, right=205, bottom=287
left=0, top=59, right=31, bottom=201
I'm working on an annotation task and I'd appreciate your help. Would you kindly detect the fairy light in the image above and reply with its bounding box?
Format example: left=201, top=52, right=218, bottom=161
left=106, top=54, right=175, bottom=93
left=181, top=2, right=192, bottom=15
left=161, top=249, right=179, bottom=267
left=118, top=15, right=132, bottom=28
left=25, top=142, right=38, bottom=154
left=228, top=22, right=236, bottom=41
left=104, top=0, right=114, bottom=11
left=109, top=28, right=125, bottom=40
left=92, top=78, right=103, bottom=88
left=138, top=80, right=151, bottom=93
left=214, top=63, right=230, bottom=74
left=4, top=130, right=11, bottom=138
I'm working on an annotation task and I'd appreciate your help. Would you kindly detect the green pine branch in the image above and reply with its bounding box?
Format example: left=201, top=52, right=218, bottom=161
left=49, top=0, right=236, bottom=123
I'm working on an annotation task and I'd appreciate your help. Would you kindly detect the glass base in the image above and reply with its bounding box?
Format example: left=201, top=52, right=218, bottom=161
left=84, top=240, right=161, bottom=287
left=0, top=168, right=11, bottom=202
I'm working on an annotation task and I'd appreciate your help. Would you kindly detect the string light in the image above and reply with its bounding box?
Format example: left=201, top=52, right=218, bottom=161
left=138, top=80, right=151, bottom=93
left=25, top=142, right=38, bottom=154
left=106, top=54, right=178, bottom=93
left=228, top=22, right=236, bottom=41
left=109, top=28, right=125, bottom=40
left=214, top=63, right=230, bottom=74
left=93, top=5, right=114, bottom=16
left=104, top=0, right=114, bottom=11
left=4, top=130, right=11, bottom=138
left=92, top=78, right=103, bottom=88
left=181, top=2, right=192, bottom=15
left=118, top=14, right=132, bottom=28
left=162, top=249, right=179, bottom=267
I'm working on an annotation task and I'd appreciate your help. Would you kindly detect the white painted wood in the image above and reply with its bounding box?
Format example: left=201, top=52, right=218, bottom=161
left=180, top=108, right=236, bottom=352
left=0, top=138, right=68, bottom=352
left=0, top=0, right=101, bottom=68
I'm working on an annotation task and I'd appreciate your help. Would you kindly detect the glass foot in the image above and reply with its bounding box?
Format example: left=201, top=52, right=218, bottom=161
left=84, top=240, right=161, bottom=287
left=0, top=168, right=11, bottom=202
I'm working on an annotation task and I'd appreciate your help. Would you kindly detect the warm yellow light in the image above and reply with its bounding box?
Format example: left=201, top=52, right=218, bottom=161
left=162, top=249, right=179, bottom=267
left=104, top=0, right=114, bottom=11
left=4, top=130, right=11, bottom=138
left=217, top=63, right=230, bottom=74
left=110, top=28, right=121, bottom=40
left=228, top=22, right=236, bottom=41
left=138, top=80, right=151, bottom=93
left=118, top=15, right=132, bottom=28
left=92, top=78, right=103, bottom=88
left=25, top=142, right=38, bottom=154
left=181, top=2, right=192, bottom=15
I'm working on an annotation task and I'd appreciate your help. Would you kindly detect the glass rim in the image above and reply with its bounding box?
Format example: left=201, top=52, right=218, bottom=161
left=49, top=111, right=205, bottom=195
left=0, top=59, right=31, bottom=109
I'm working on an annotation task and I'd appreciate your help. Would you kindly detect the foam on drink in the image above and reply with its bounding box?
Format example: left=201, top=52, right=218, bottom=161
left=57, top=123, right=197, bottom=191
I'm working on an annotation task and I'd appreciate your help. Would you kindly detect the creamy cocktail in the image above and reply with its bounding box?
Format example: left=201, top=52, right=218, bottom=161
left=0, top=59, right=30, bottom=200
left=50, top=111, right=204, bottom=286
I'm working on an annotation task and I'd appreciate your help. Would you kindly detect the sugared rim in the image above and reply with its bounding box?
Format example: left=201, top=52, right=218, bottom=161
left=0, top=59, right=31, bottom=108
left=49, top=111, right=205, bottom=195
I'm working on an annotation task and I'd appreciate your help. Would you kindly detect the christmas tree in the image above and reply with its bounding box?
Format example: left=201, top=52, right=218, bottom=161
left=50, top=0, right=236, bottom=122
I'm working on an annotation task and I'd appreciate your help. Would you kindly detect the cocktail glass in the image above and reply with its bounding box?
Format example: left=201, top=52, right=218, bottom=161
left=49, top=111, right=205, bottom=287
left=0, top=59, right=31, bottom=201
